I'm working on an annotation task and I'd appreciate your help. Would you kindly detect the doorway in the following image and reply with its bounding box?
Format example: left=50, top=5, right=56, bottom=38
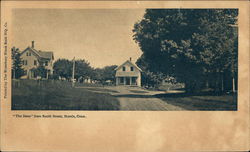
left=125, top=77, right=130, bottom=85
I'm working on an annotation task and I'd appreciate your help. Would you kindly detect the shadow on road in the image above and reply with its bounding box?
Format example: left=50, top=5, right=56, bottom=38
left=154, top=92, right=237, bottom=111
left=113, top=91, right=237, bottom=111
left=113, top=94, right=154, bottom=98
left=154, top=91, right=236, bottom=98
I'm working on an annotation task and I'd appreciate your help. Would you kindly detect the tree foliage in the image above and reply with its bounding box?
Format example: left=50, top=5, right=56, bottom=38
left=92, top=65, right=118, bottom=83
left=53, top=59, right=94, bottom=80
left=102, top=65, right=118, bottom=81
left=53, top=58, right=117, bottom=83
left=133, top=9, right=238, bottom=92
left=75, top=59, right=93, bottom=80
left=11, top=47, right=25, bottom=79
left=31, top=65, right=47, bottom=78
left=53, top=59, right=72, bottom=79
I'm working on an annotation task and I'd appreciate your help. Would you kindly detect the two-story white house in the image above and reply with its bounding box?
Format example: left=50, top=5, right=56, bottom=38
left=115, top=58, right=142, bottom=87
left=20, top=41, right=54, bottom=79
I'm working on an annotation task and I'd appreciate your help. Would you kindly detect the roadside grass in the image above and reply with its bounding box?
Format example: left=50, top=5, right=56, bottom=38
left=84, top=87, right=119, bottom=93
left=12, top=80, right=120, bottom=110
left=155, top=92, right=237, bottom=110
left=75, top=82, right=103, bottom=87
left=158, top=83, right=185, bottom=91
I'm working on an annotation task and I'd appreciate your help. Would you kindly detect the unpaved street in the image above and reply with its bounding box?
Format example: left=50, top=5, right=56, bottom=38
left=107, top=86, right=184, bottom=110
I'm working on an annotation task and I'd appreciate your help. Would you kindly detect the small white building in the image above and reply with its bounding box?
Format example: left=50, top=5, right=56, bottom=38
left=115, top=58, right=142, bottom=87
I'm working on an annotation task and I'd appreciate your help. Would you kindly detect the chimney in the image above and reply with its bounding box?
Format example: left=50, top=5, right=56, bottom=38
left=31, top=41, right=35, bottom=48
left=129, top=57, right=132, bottom=61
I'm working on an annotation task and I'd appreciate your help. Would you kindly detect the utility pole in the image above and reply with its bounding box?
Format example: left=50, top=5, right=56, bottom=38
left=72, top=57, right=75, bottom=87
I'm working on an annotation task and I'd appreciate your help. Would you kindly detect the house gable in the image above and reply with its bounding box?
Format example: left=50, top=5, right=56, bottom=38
left=115, top=60, right=142, bottom=77
left=115, top=60, right=142, bottom=72
left=20, top=47, right=54, bottom=70
left=115, top=60, right=142, bottom=86
left=20, top=47, right=40, bottom=59
left=20, top=47, right=54, bottom=61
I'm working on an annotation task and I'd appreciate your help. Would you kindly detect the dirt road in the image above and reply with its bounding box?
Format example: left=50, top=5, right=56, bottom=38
left=107, top=86, right=184, bottom=110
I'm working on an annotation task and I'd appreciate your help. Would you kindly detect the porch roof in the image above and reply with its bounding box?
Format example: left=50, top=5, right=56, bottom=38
left=115, top=72, right=139, bottom=77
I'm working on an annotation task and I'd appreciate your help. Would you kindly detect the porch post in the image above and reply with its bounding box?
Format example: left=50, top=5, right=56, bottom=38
left=46, top=69, right=49, bottom=79
left=28, top=70, right=30, bottom=79
left=123, top=77, right=126, bottom=85
left=116, top=77, right=118, bottom=86
left=130, top=77, right=132, bottom=86
left=138, top=74, right=141, bottom=87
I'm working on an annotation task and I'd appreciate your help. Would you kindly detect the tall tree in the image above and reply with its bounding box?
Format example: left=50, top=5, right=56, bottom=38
left=92, top=65, right=118, bottom=83
left=92, top=68, right=103, bottom=81
left=11, top=47, right=24, bottom=79
left=102, top=65, right=118, bottom=82
left=75, top=59, right=94, bottom=80
left=53, top=58, right=95, bottom=81
left=53, top=59, right=73, bottom=79
left=133, top=9, right=238, bottom=93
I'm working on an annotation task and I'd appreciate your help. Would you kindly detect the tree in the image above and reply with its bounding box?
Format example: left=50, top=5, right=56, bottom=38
left=31, top=65, right=47, bottom=78
left=136, top=56, right=165, bottom=87
left=75, top=59, right=94, bottom=81
left=53, top=59, right=73, bottom=80
left=141, top=71, right=165, bottom=88
left=92, top=65, right=118, bottom=84
left=11, top=47, right=25, bottom=79
left=102, top=65, right=118, bottom=82
left=53, top=58, right=96, bottom=82
left=92, top=68, right=103, bottom=81
left=133, top=9, right=238, bottom=93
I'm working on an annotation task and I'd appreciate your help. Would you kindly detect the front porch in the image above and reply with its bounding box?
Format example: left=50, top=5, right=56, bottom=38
left=116, top=76, right=138, bottom=86
left=21, top=69, right=52, bottom=79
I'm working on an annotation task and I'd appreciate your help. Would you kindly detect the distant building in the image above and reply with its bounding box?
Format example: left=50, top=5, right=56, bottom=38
left=115, top=58, right=142, bottom=87
left=20, top=41, right=54, bottom=79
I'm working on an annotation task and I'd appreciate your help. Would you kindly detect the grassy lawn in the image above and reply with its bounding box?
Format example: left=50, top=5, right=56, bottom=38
left=155, top=92, right=237, bottom=110
left=84, top=87, right=119, bottom=93
left=75, top=82, right=103, bottom=87
left=12, top=80, right=120, bottom=110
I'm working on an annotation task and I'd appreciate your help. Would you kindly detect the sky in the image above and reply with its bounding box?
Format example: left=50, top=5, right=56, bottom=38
left=12, top=9, right=145, bottom=68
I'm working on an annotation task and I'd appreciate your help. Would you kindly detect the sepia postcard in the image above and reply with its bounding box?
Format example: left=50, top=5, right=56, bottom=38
left=0, top=0, right=249, bottom=151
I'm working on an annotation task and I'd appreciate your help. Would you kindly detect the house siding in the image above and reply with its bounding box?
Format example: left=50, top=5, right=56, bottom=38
left=20, top=49, right=39, bottom=78
left=20, top=47, right=54, bottom=79
left=115, top=61, right=141, bottom=87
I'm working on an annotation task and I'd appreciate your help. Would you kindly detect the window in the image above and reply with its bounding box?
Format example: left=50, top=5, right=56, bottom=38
left=130, top=67, right=134, bottom=71
left=34, top=60, right=37, bottom=65
left=45, top=61, right=48, bottom=66
left=132, top=77, right=137, bottom=84
left=26, top=52, right=31, bottom=56
left=23, top=60, right=27, bottom=65
left=122, top=66, right=126, bottom=71
left=120, top=77, right=124, bottom=83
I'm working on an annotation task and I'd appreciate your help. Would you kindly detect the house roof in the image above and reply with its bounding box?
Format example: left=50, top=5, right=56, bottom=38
left=115, top=60, right=142, bottom=72
left=37, top=50, right=54, bottom=59
left=21, top=47, right=54, bottom=60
